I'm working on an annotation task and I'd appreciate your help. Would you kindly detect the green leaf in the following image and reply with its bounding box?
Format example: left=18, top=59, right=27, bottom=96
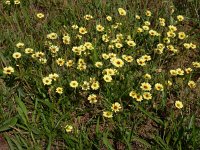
left=16, top=96, right=29, bottom=124
left=4, top=134, right=15, bottom=150
left=133, top=101, right=163, bottom=125
left=95, top=116, right=100, bottom=134
left=17, top=106, right=27, bottom=125
left=189, top=115, right=195, bottom=129
left=10, top=136, right=23, bottom=150
left=153, top=135, right=170, bottom=150
left=38, top=99, right=61, bottom=115
left=103, top=131, right=114, bottom=150
left=0, top=117, right=18, bottom=132
left=132, top=136, right=151, bottom=148
left=46, top=135, right=52, bottom=150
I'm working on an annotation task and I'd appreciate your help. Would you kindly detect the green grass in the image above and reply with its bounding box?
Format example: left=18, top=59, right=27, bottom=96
left=0, top=0, right=200, bottom=149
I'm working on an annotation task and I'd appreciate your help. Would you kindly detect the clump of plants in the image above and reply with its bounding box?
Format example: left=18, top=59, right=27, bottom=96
left=1, top=1, right=200, bottom=149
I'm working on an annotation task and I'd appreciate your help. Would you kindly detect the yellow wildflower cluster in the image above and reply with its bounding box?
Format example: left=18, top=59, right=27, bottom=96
left=2, top=7, right=199, bottom=127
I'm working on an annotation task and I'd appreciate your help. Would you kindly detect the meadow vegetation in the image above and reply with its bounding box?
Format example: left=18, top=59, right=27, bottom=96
left=0, top=0, right=200, bottom=149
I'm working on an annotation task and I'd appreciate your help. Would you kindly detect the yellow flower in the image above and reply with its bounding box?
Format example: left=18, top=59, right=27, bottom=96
left=154, top=48, right=163, bottom=54
left=39, top=58, right=47, bottom=64
left=87, top=94, right=97, bottom=104
left=71, top=24, right=78, bottom=29
left=47, top=33, right=58, bottom=40
left=169, top=46, right=178, bottom=52
left=31, top=54, right=36, bottom=58
left=12, top=52, right=22, bottom=59
left=84, top=14, right=93, bottom=20
left=84, top=42, right=94, bottom=50
left=49, top=45, right=59, bottom=53
left=178, top=32, right=186, bottom=40
left=56, top=58, right=65, bottom=66
left=137, top=27, right=143, bottom=33
left=145, top=10, right=152, bottom=16
left=170, top=70, right=178, bottom=76
left=81, top=81, right=90, bottom=90
left=143, top=92, right=152, bottom=100
left=78, top=58, right=86, bottom=64
left=159, top=18, right=165, bottom=23
left=157, top=43, right=165, bottom=49
left=122, top=54, right=128, bottom=60
left=96, top=24, right=104, bottom=32
left=188, top=81, right=196, bottom=89
left=70, top=81, right=78, bottom=88
left=167, top=44, right=175, bottom=50
left=108, top=44, right=114, bottom=49
left=56, top=87, right=63, bottom=94
left=5, top=1, right=11, bottom=5
left=168, top=46, right=177, bottom=52
left=126, top=40, right=136, bottom=47
left=183, top=43, right=191, bottom=49
left=175, top=101, right=183, bottom=109
left=167, top=81, right=172, bottom=86
left=14, top=0, right=20, bottom=5
left=36, top=13, right=44, bottom=19
left=25, top=48, right=34, bottom=54
left=79, top=27, right=87, bottom=34
left=192, top=62, right=200, bottom=68
left=35, top=51, right=45, bottom=58
left=115, top=43, right=123, bottom=48
left=91, top=81, right=100, bottom=90
left=144, top=21, right=151, bottom=26
left=190, top=43, right=196, bottom=49
left=135, top=15, right=140, bottom=20
left=155, top=83, right=164, bottom=91
left=137, top=58, right=146, bottom=66
left=103, top=75, right=112, bottom=82
left=62, top=35, right=71, bottom=44
left=3, top=66, right=14, bottom=75
left=135, top=94, right=143, bottom=102
left=142, top=25, right=149, bottom=31
left=108, top=53, right=116, bottom=59
left=106, top=16, right=112, bottom=21
left=168, top=25, right=177, bottom=32
left=76, top=34, right=82, bottom=40
left=149, top=30, right=158, bottom=36
left=170, top=6, right=175, bottom=14
left=160, top=22, right=166, bottom=26
left=129, top=91, right=137, bottom=98
left=163, top=37, right=170, bottom=44
left=167, top=45, right=175, bottom=52
left=66, top=60, right=74, bottom=67
left=95, top=62, right=103, bottom=68
left=176, top=68, right=184, bottom=75
left=49, top=73, right=59, bottom=81
left=111, top=102, right=122, bottom=112
left=140, top=82, right=152, bottom=91
left=42, top=77, right=52, bottom=85
left=167, top=31, right=176, bottom=38
left=102, top=69, right=116, bottom=76
left=16, top=42, right=24, bottom=48
left=65, top=125, right=73, bottom=132
left=177, top=15, right=184, bottom=21
left=118, top=8, right=126, bottom=16
left=185, top=68, right=192, bottom=74
left=141, top=55, right=151, bottom=61
left=143, top=74, right=151, bottom=80
left=77, top=64, right=87, bottom=71
left=124, top=56, right=133, bottom=63
left=111, top=58, right=124, bottom=67
left=102, top=34, right=109, bottom=42
left=103, top=111, right=113, bottom=118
